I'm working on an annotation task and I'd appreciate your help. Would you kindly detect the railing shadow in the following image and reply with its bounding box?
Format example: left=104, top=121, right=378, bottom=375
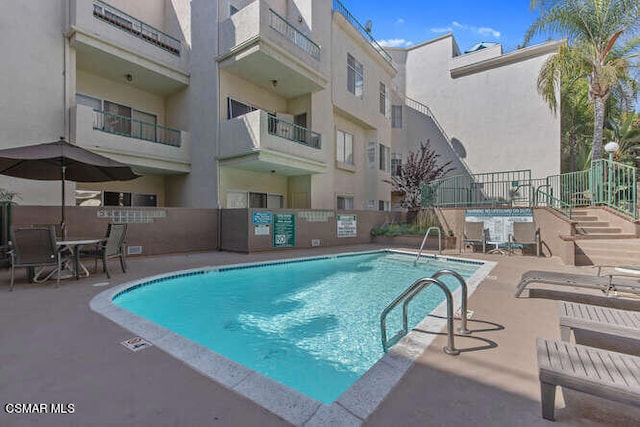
left=411, top=328, right=498, bottom=353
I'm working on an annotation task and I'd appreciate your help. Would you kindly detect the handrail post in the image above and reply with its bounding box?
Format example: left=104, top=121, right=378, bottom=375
left=414, top=226, right=441, bottom=265
left=432, top=270, right=471, bottom=335
left=380, top=277, right=460, bottom=355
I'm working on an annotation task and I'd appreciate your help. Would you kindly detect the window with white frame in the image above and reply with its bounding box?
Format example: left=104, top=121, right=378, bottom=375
left=347, top=54, right=364, bottom=97
left=366, top=141, right=377, bottom=168
left=391, top=152, right=402, bottom=176
left=378, top=200, right=390, bottom=211
left=337, top=196, right=354, bottom=210
left=392, top=105, right=403, bottom=128
left=336, top=130, right=354, bottom=165
left=379, top=144, right=390, bottom=173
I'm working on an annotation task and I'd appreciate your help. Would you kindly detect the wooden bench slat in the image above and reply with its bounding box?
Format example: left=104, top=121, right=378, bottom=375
left=537, top=338, right=640, bottom=421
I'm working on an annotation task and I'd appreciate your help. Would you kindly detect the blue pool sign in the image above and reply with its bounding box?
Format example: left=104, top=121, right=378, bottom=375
left=253, top=211, right=272, bottom=225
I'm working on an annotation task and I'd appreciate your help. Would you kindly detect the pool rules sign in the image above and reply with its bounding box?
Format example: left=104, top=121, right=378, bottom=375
left=273, top=213, right=296, bottom=248
left=337, top=214, right=357, bottom=238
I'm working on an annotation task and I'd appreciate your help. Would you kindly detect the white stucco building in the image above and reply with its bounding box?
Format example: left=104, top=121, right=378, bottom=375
left=0, top=0, right=560, bottom=211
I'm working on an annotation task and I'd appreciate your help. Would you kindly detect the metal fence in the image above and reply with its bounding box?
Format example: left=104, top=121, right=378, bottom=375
left=332, top=0, right=393, bottom=64
left=423, top=160, right=637, bottom=219
left=269, top=9, right=321, bottom=60
left=93, top=110, right=182, bottom=147
left=93, top=0, right=181, bottom=56
left=267, top=115, right=321, bottom=149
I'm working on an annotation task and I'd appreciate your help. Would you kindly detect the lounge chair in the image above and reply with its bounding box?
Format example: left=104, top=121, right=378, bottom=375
left=8, top=226, right=64, bottom=291
left=508, top=222, right=540, bottom=257
left=462, top=221, right=486, bottom=253
left=558, top=301, right=640, bottom=342
left=514, top=270, right=640, bottom=298
left=79, top=223, right=127, bottom=279
left=536, top=337, right=640, bottom=421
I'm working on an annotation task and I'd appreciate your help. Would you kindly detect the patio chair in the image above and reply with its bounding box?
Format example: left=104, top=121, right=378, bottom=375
left=79, top=223, right=127, bottom=279
left=8, top=226, right=63, bottom=291
left=462, top=221, right=486, bottom=253
left=508, top=222, right=540, bottom=257
left=536, top=337, right=640, bottom=421
left=514, top=270, right=640, bottom=298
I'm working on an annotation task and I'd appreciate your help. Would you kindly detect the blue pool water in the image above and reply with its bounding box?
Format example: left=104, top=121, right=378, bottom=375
left=114, top=251, right=482, bottom=404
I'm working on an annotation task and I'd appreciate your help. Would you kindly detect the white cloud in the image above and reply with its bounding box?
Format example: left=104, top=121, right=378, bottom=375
left=434, top=21, right=501, bottom=40
left=396, top=18, right=405, bottom=24
left=477, top=27, right=501, bottom=38
left=430, top=26, right=453, bottom=34
left=378, top=38, right=414, bottom=48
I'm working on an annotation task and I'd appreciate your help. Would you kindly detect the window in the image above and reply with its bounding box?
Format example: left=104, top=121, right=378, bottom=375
left=379, top=200, right=390, bottom=211
left=336, top=130, right=354, bottom=165
left=230, top=5, right=239, bottom=15
left=366, top=141, right=377, bottom=168
left=347, top=54, right=364, bottom=97
left=103, top=191, right=157, bottom=207
left=392, top=105, right=403, bottom=128
left=337, top=196, right=354, bottom=210
left=227, top=97, right=257, bottom=119
left=102, top=101, right=157, bottom=140
left=391, top=153, right=402, bottom=176
left=76, top=93, right=102, bottom=110
left=379, top=144, right=390, bottom=173
left=379, top=83, right=386, bottom=115
left=226, top=191, right=283, bottom=208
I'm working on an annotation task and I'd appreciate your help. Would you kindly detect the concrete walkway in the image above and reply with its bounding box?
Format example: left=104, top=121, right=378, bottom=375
left=1, top=245, right=639, bottom=426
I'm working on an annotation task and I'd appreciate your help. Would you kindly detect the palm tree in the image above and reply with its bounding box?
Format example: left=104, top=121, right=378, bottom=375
left=605, top=112, right=640, bottom=165
left=526, top=0, right=640, bottom=162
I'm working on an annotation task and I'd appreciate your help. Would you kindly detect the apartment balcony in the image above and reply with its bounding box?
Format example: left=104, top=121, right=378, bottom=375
left=219, top=110, right=326, bottom=175
left=217, top=1, right=327, bottom=98
left=66, top=0, right=189, bottom=96
left=71, top=104, right=191, bottom=175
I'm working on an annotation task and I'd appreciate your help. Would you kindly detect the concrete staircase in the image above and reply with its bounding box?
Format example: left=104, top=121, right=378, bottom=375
left=572, top=208, right=640, bottom=265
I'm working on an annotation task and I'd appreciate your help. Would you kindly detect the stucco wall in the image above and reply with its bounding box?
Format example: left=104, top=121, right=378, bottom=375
left=13, top=206, right=218, bottom=256
left=398, top=36, right=561, bottom=180
left=220, top=209, right=390, bottom=252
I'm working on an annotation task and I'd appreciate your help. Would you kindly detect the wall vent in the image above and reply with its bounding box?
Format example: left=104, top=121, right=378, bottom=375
left=311, top=239, right=320, bottom=247
left=127, top=245, right=143, bottom=255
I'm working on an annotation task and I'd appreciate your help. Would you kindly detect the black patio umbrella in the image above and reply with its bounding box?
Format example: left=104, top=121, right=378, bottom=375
left=0, top=137, right=138, bottom=237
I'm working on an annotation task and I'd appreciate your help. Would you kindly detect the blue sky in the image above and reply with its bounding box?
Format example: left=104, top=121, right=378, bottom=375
left=340, top=1, right=547, bottom=53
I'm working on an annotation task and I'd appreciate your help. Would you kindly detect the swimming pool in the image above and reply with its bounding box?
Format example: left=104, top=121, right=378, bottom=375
left=92, top=250, right=495, bottom=424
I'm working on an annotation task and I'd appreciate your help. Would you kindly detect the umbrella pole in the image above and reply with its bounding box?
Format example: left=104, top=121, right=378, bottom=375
left=61, top=165, right=66, bottom=239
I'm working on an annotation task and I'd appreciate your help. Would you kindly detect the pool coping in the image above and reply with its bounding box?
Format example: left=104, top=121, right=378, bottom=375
left=90, top=249, right=496, bottom=426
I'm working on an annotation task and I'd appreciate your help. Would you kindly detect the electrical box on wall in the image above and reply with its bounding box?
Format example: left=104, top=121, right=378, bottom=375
left=311, top=239, right=320, bottom=247
left=127, top=246, right=143, bottom=255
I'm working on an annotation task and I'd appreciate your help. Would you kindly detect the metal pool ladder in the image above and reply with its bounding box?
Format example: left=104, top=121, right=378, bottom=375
left=414, top=226, right=442, bottom=265
left=379, top=269, right=471, bottom=355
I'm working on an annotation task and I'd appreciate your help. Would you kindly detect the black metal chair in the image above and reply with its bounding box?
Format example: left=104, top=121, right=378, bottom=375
left=80, top=224, right=127, bottom=279
left=9, top=226, right=63, bottom=291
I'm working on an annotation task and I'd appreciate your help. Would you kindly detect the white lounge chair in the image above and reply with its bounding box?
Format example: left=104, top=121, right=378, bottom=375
left=514, top=270, right=640, bottom=298
left=537, top=337, right=640, bottom=421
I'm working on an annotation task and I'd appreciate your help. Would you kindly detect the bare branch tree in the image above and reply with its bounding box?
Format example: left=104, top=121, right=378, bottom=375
left=384, top=141, right=453, bottom=214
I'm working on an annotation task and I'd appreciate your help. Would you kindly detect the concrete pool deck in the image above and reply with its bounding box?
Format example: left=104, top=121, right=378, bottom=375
left=1, top=244, right=639, bottom=426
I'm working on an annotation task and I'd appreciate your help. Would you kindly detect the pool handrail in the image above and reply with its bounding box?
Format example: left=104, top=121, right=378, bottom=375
left=380, top=277, right=460, bottom=355
left=428, top=269, right=471, bottom=335
left=414, top=226, right=442, bottom=265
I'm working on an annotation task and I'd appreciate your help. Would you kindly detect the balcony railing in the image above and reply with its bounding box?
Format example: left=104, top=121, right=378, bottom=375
left=92, top=0, right=181, bottom=56
left=267, top=115, right=321, bottom=149
left=332, top=0, right=393, bottom=64
left=93, top=110, right=182, bottom=147
left=269, top=9, right=321, bottom=60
